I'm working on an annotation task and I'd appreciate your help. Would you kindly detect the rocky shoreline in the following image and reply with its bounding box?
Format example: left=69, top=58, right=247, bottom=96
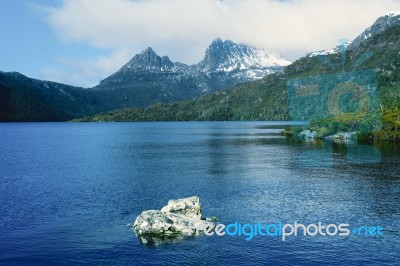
left=281, top=128, right=357, bottom=141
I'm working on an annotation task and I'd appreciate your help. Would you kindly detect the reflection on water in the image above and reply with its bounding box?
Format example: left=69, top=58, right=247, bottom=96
left=136, top=231, right=193, bottom=247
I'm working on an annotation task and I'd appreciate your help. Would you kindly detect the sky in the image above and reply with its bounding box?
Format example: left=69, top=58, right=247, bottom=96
left=1, top=0, right=400, bottom=87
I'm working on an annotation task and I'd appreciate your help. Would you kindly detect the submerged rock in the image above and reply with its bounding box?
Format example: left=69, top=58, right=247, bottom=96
left=133, top=196, right=215, bottom=245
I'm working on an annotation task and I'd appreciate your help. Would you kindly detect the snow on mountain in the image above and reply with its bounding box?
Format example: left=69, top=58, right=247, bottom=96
left=305, top=11, right=400, bottom=59
left=99, top=38, right=291, bottom=88
left=306, top=41, right=351, bottom=58
left=113, top=47, right=180, bottom=74
left=198, top=38, right=291, bottom=73
left=348, top=11, right=400, bottom=50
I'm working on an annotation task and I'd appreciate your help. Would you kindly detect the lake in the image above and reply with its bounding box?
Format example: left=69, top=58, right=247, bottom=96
left=0, top=122, right=399, bottom=265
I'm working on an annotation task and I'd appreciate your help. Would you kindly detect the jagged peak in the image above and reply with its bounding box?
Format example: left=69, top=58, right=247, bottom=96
left=123, top=47, right=173, bottom=70
left=200, top=38, right=291, bottom=71
left=134, top=47, right=160, bottom=61
left=140, top=47, right=157, bottom=56
left=211, top=37, right=223, bottom=45
left=99, top=38, right=291, bottom=86
left=207, top=38, right=250, bottom=51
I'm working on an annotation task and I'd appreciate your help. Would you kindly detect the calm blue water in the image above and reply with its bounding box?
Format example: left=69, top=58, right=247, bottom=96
left=0, top=122, right=399, bottom=265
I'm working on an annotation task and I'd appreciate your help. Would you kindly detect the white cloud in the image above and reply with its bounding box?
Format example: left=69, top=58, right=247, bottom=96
left=39, top=0, right=400, bottom=85
left=41, top=49, right=132, bottom=87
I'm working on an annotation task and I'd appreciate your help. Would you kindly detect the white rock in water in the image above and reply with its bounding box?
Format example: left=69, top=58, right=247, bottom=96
left=161, top=196, right=202, bottom=219
left=299, top=130, right=318, bottom=139
left=133, top=196, right=215, bottom=245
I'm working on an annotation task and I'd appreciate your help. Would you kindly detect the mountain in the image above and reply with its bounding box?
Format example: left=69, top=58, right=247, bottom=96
left=0, top=39, right=289, bottom=121
left=198, top=38, right=291, bottom=77
left=348, top=11, right=400, bottom=50
left=81, top=12, right=400, bottom=139
left=93, top=47, right=203, bottom=108
left=3, top=11, right=400, bottom=127
left=0, top=72, right=100, bottom=121
left=305, top=41, right=351, bottom=58
left=93, top=39, right=291, bottom=108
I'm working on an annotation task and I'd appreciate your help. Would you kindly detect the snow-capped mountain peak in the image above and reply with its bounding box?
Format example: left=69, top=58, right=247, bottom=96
left=198, top=38, right=291, bottom=72
left=99, top=38, right=291, bottom=89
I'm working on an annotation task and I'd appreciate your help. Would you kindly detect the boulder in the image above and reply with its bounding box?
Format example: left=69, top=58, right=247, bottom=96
left=325, top=132, right=357, bottom=141
left=161, top=196, right=202, bottom=219
left=298, top=130, right=318, bottom=139
left=133, top=196, right=215, bottom=245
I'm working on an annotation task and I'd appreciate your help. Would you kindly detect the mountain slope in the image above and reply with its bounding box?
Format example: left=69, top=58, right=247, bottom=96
left=93, top=39, right=291, bottom=108
left=93, top=47, right=204, bottom=108
left=348, top=11, right=400, bottom=50
left=0, top=72, right=102, bottom=121
left=80, top=12, right=400, bottom=130
left=0, top=39, right=290, bottom=121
